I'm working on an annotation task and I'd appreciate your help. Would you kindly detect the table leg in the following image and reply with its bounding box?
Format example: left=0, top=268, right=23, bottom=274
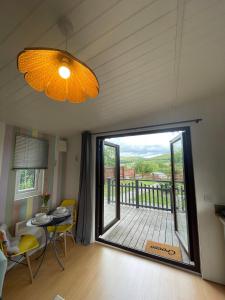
left=33, top=227, right=48, bottom=278
left=35, top=227, right=48, bottom=260
left=33, top=225, right=65, bottom=277
left=51, top=230, right=64, bottom=271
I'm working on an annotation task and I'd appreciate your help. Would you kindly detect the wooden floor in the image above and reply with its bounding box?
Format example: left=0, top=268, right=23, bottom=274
left=3, top=242, right=225, bottom=300
left=102, top=204, right=190, bottom=263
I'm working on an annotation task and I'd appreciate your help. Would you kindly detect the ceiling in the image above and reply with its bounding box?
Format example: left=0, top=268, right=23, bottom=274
left=0, top=0, right=225, bottom=136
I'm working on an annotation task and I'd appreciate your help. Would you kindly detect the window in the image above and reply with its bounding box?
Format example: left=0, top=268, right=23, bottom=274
left=18, top=169, right=36, bottom=191
left=15, top=169, right=44, bottom=200
left=13, top=134, right=48, bottom=200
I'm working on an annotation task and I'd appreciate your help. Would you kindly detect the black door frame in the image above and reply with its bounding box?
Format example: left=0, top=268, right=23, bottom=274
left=95, top=126, right=201, bottom=274
left=100, top=141, right=120, bottom=234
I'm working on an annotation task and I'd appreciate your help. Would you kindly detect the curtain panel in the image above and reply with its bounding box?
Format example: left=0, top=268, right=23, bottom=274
left=76, top=131, right=92, bottom=245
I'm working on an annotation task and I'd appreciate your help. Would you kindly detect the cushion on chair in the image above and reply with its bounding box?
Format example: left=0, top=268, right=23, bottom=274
left=11, top=234, right=40, bottom=256
left=0, top=224, right=39, bottom=257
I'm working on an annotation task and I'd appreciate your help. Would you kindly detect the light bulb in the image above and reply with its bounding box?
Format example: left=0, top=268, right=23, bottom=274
left=58, top=65, right=71, bottom=79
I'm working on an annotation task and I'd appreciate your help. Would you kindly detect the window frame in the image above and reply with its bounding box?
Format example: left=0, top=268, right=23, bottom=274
left=14, top=169, right=45, bottom=200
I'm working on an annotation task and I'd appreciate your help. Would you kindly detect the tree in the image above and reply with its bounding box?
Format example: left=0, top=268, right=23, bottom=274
left=173, top=149, right=183, bottom=179
left=104, top=145, right=115, bottom=167
left=134, top=159, right=145, bottom=175
left=134, top=160, right=157, bottom=177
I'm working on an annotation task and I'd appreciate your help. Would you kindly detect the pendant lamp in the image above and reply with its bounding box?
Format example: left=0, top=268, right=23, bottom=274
left=17, top=47, right=99, bottom=103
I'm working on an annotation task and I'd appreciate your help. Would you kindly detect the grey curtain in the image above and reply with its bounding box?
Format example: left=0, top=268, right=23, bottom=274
left=76, top=131, right=92, bottom=245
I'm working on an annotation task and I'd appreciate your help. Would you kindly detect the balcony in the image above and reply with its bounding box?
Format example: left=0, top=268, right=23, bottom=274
left=101, top=179, right=190, bottom=264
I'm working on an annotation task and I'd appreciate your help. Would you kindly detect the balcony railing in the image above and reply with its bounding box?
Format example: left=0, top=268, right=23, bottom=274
left=106, top=178, right=186, bottom=212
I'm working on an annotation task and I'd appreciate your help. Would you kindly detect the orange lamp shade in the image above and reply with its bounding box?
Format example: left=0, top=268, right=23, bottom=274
left=17, top=48, right=99, bottom=103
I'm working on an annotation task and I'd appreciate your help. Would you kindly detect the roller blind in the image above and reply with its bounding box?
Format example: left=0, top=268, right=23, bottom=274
left=13, top=135, right=49, bottom=169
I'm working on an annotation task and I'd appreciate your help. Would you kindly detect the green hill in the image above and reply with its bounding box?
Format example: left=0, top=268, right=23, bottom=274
left=121, top=153, right=170, bottom=165
left=120, top=153, right=171, bottom=175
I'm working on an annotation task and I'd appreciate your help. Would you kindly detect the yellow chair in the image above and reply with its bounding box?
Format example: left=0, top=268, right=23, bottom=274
left=0, top=233, right=39, bottom=283
left=47, top=199, right=77, bottom=256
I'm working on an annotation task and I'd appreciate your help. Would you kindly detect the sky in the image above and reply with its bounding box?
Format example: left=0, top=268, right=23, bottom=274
left=106, top=131, right=181, bottom=158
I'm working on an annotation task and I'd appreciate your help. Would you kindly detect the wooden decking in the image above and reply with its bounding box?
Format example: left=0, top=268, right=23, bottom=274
left=101, top=204, right=190, bottom=264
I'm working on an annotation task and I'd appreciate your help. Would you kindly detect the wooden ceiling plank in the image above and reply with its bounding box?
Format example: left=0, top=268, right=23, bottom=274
left=88, top=12, right=176, bottom=69
left=92, top=26, right=176, bottom=76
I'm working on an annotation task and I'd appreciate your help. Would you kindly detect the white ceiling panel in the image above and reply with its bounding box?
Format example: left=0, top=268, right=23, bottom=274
left=0, top=0, right=225, bottom=136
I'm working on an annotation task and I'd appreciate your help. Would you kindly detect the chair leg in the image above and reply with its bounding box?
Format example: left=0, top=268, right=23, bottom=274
left=63, top=232, right=67, bottom=257
left=25, top=252, right=33, bottom=284
left=70, top=231, right=76, bottom=246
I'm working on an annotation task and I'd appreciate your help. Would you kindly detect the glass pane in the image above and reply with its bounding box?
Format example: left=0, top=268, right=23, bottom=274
left=19, top=169, right=36, bottom=191
left=173, top=139, right=188, bottom=250
left=104, top=144, right=117, bottom=228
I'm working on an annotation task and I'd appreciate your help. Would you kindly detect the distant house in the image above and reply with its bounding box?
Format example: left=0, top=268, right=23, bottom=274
left=105, top=167, right=135, bottom=179
left=120, top=166, right=135, bottom=179
left=151, top=172, right=167, bottom=180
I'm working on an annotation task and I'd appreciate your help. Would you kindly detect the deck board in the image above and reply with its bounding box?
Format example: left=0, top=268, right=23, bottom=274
left=165, top=212, right=173, bottom=245
left=135, top=209, right=154, bottom=250
left=116, top=208, right=143, bottom=245
left=126, top=209, right=149, bottom=249
left=101, top=204, right=191, bottom=264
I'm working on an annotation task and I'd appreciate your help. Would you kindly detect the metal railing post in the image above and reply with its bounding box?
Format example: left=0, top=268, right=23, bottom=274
left=135, top=179, right=139, bottom=208
left=107, top=178, right=111, bottom=204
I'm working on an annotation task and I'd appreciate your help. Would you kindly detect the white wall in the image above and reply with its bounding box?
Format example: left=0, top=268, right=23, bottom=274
left=51, top=136, right=67, bottom=208
left=63, top=134, right=81, bottom=200
left=0, top=121, right=5, bottom=178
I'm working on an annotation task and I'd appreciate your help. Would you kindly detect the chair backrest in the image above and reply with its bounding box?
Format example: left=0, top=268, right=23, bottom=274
left=61, top=199, right=77, bottom=224
left=61, top=199, right=76, bottom=207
